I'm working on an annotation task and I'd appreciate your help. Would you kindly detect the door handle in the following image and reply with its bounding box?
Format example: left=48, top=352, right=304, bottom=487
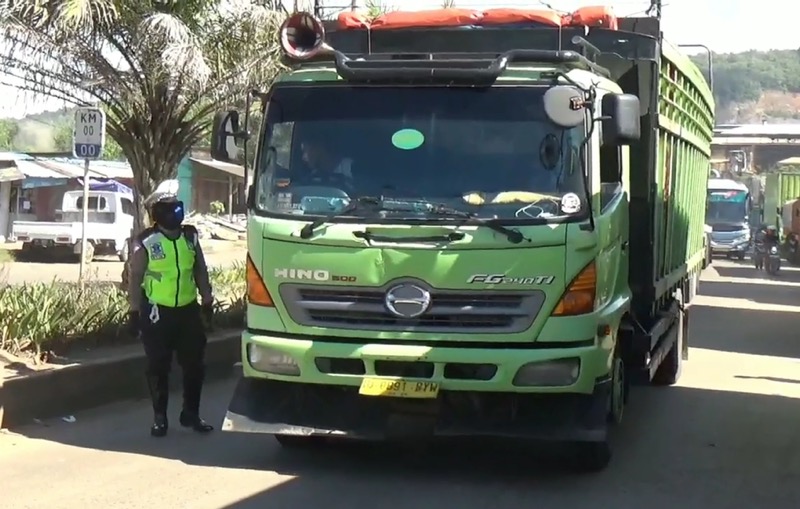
left=621, top=241, right=629, bottom=251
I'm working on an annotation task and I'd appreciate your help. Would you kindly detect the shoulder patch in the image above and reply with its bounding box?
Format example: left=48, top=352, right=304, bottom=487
left=149, top=242, right=166, bottom=260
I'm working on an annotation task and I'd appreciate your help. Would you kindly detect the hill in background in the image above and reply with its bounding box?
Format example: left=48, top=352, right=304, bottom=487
left=690, top=49, right=800, bottom=123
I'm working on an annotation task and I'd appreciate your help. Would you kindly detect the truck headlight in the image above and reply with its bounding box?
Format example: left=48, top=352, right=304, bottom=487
left=247, top=344, right=300, bottom=376
left=512, top=358, right=580, bottom=387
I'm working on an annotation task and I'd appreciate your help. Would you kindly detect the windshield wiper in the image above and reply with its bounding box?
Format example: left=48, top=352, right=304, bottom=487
left=299, top=196, right=401, bottom=239
left=427, top=204, right=527, bottom=244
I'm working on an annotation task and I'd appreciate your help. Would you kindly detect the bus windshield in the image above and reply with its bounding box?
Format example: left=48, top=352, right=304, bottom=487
left=706, top=189, right=749, bottom=224
left=252, top=85, right=587, bottom=223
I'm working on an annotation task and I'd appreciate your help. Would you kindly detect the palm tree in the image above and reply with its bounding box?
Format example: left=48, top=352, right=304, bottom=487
left=0, top=0, right=286, bottom=229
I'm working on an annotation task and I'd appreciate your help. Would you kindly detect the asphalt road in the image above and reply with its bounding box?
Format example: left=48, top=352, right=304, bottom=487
left=4, top=258, right=800, bottom=509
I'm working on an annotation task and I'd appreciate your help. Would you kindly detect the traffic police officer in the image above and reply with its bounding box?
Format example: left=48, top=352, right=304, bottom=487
left=127, top=193, right=215, bottom=437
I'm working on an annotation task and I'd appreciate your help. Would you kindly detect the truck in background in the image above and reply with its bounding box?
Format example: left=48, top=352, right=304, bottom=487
left=763, top=172, right=800, bottom=264
left=12, top=186, right=135, bottom=263
left=210, top=6, right=714, bottom=471
left=705, top=178, right=752, bottom=260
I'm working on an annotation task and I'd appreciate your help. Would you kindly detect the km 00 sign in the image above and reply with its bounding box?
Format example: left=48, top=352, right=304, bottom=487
left=72, top=107, right=106, bottom=160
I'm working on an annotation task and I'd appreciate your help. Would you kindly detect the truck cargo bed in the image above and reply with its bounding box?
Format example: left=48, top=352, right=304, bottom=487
left=598, top=18, right=714, bottom=320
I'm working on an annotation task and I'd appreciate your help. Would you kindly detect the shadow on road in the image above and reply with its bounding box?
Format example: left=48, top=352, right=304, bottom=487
left=712, top=262, right=800, bottom=282
left=9, top=261, right=800, bottom=507
left=690, top=304, right=800, bottom=357
left=699, top=280, right=800, bottom=308
left=13, top=382, right=800, bottom=508
left=214, top=388, right=800, bottom=509
left=735, top=375, right=800, bottom=385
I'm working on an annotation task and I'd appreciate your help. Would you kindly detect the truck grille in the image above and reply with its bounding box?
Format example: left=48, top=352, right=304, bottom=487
left=279, top=281, right=545, bottom=333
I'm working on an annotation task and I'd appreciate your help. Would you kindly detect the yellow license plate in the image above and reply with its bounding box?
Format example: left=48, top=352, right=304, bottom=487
left=358, top=377, right=440, bottom=399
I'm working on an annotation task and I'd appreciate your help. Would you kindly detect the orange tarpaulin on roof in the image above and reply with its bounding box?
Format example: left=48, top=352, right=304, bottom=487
left=337, top=6, right=618, bottom=31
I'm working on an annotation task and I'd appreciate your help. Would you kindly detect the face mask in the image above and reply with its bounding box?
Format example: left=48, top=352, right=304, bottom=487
left=153, top=201, right=185, bottom=231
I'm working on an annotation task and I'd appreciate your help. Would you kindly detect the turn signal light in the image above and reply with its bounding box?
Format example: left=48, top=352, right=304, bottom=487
left=246, top=254, right=274, bottom=307
left=552, top=261, right=596, bottom=316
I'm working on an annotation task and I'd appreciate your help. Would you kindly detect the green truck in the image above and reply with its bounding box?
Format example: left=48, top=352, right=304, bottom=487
left=763, top=171, right=800, bottom=263
left=210, top=8, right=714, bottom=471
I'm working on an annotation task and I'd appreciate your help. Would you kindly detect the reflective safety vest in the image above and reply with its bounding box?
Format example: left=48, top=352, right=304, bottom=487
left=141, top=229, right=198, bottom=308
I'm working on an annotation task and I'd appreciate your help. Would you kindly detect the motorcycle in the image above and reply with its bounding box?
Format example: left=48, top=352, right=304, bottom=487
left=765, top=245, right=782, bottom=275
left=754, top=242, right=781, bottom=274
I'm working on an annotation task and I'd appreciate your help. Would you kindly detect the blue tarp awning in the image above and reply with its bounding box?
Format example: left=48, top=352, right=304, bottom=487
left=75, top=178, right=133, bottom=195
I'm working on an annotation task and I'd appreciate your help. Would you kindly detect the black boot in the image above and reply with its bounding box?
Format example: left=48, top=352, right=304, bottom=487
left=181, top=368, right=213, bottom=433
left=179, top=411, right=214, bottom=433
left=151, top=413, right=168, bottom=437
left=146, top=374, right=170, bottom=437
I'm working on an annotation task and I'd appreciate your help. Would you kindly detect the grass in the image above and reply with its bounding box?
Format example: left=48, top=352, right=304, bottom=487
left=0, top=261, right=245, bottom=362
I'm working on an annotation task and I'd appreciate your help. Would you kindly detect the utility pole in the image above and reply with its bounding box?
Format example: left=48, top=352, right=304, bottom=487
left=648, top=0, right=662, bottom=19
left=314, top=0, right=322, bottom=17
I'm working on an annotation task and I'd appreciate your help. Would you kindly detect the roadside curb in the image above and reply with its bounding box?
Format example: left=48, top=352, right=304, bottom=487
left=0, top=330, right=241, bottom=429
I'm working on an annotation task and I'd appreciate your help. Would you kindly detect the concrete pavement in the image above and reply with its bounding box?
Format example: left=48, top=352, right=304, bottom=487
left=4, top=258, right=800, bottom=508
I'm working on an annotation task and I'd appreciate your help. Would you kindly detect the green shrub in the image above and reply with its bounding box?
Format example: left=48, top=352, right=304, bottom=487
left=0, top=264, right=246, bottom=359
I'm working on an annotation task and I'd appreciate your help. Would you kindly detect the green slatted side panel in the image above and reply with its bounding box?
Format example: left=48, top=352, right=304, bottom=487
left=654, top=49, right=714, bottom=298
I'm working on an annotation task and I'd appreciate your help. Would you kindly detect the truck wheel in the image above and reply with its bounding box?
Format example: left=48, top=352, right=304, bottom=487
left=608, top=353, right=626, bottom=425
left=652, top=308, right=685, bottom=386
left=274, top=434, right=326, bottom=449
left=570, top=440, right=612, bottom=473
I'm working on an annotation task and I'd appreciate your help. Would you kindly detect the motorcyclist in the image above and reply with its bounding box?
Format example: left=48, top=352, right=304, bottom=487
left=754, top=224, right=780, bottom=270
left=760, top=224, right=780, bottom=245
left=127, top=192, right=215, bottom=437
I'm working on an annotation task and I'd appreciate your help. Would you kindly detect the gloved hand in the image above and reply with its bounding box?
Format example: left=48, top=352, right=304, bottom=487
left=201, top=303, right=214, bottom=330
left=127, top=311, right=140, bottom=337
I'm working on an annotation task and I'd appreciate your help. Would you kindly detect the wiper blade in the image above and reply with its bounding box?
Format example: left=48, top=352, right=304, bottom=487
left=427, top=204, right=527, bottom=244
left=299, top=196, right=402, bottom=239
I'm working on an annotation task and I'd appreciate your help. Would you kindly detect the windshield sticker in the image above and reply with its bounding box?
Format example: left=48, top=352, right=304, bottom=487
left=392, top=128, right=425, bottom=150
left=560, top=193, right=581, bottom=214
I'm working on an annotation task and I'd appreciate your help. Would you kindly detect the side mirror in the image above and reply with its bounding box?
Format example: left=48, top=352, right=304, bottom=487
left=601, top=93, right=640, bottom=145
left=210, top=110, right=241, bottom=162
left=543, top=85, right=586, bottom=128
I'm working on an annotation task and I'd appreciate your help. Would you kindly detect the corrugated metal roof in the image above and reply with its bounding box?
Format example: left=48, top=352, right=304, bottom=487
left=189, top=157, right=244, bottom=178
left=0, top=152, right=33, bottom=162
left=30, top=158, right=133, bottom=179
left=716, top=124, right=800, bottom=137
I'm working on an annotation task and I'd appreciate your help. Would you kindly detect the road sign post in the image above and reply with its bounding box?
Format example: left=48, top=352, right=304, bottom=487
left=73, top=107, right=106, bottom=289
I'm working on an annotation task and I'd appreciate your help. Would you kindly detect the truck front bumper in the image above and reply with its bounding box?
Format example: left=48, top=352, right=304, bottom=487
left=222, top=331, right=612, bottom=443
left=223, top=377, right=610, bottom=442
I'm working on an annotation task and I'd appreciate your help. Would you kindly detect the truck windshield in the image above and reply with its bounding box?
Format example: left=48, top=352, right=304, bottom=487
left=253, top=85, right=586, bottom=222
left=706, top=189, right=748, bottom=224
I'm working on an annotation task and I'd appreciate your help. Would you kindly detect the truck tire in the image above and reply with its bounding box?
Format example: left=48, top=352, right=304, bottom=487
left=569, top=345, right=623, bottom=473
left=652, top=307, right=685, bottom=386
left=274, top=434, right=326, bottom=449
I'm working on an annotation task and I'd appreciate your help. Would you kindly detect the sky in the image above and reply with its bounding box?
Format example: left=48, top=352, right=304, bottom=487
left=1, top=0, right=797, bottom=118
